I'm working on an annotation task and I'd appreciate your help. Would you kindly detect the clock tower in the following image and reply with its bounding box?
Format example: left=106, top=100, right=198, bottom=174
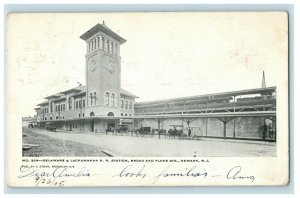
left=80, top=22, right=126, bottom=113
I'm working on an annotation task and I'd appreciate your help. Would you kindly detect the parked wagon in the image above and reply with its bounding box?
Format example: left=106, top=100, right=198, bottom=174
left=45, top=123, right=56, bottom=132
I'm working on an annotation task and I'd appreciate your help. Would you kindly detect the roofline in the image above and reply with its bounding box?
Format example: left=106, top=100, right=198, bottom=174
left=72, top=91, right=86, bottom=98
left=120, top=92, right=139, bottom=98
left=80, top=23, right=126, bottom=44
left=37, top=101, right=49, bottom=106
left=44, top=95, right=60, bottom=99
left=60, top=88, right=82, bottom=94
left=135, top=86, right=276, bottom=106
left=52, top=97, right=67, bottom=102
left=120, top=88, right=139, bottom=98
left=44, top=85, right=86, bottom=98
left=131, top=111, right=276, bottom=119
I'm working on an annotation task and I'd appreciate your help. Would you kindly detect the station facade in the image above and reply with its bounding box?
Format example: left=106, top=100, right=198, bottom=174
left=35, top=22, right=137, bottom=133
left=35, top=22, right=276, bottom=141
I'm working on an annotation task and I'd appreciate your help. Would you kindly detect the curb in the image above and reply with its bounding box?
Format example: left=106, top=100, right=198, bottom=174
left=101, top=149, right=118, bottom=157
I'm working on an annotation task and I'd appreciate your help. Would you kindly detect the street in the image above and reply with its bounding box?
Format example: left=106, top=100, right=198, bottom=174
left=26, top=128, right=276, bottom=157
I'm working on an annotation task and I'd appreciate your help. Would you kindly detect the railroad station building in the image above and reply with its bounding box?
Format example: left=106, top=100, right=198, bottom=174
left=35, top=22, right=276, bottom=141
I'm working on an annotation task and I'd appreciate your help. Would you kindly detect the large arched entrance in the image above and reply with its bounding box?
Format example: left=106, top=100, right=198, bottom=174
left=106, top=112, right=115, bottom=133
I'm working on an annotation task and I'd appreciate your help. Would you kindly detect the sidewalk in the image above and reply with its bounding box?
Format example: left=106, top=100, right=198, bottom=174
left=56, top=129, right=275, bottom=146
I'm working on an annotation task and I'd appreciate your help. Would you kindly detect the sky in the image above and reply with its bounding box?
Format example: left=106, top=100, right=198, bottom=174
left=6, top=12, right=288, bottom=116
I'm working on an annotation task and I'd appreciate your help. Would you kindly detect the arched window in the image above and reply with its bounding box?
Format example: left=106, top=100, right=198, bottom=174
left=110, top=93, right=115, bottom=107
left=68, top=97, right=71, bottom=110
left=101, top=37, right=105, bottom=49
left=79, top=113, right=81, bottom=117
left=56, top=116, right=58, bottom=120
left=106, top=39, right=110, bottom=52
left=115, top=44, right=118, bottom=56
left=50, top=117, right=52, bottom=120
left=82, top=113, right=85, bottom=117
left=110, top=42, right=114, bottom=54
left=94, top=92, right=97, bottom=105
left=107, top=112, right=114, bottom=117
left=121, top=113, right=123, bottom=116
left=129, top=101, right=132, bottom=109
left=105, top=92, right=109, bottom=106
left=97, top=37, right=100, bottom=49
left=90, top=112, right=95, bottom=117
left=90, top=93, right=93, bottom=106
left=82, top=99, right=85, bottom=108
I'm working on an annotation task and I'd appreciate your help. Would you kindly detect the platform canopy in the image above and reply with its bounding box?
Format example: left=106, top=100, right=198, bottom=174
left=130, top=111, right=276, bottom=119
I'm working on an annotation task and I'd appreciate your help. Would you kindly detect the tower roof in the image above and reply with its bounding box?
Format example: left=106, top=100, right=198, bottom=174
left=80, top=22, right=126, bottom=44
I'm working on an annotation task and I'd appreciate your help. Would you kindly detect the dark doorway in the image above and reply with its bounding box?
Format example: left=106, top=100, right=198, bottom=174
left=107, top=123, right=115, bottom=132
left=91, top=120, right=94, bottom=132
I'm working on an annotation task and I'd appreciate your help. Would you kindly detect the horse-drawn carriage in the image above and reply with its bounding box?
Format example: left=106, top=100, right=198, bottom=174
left=111, top=124, right=130, bottom=135
left=131, top=127, right=152, bottom=137
left=167, top=125, right=188, bottom=138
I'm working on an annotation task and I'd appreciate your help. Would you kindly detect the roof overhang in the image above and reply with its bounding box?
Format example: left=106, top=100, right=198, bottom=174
left=44, top=95, right=61, bottom=100
left=72, top=91, right=86, bottom=98
left=61, top=88, right=82, bottom=94
left=131, top=111, right=276, bottom=119
left=120, top=88, right=139, bottom=98
left=80, top=23, right=126, bottom=44
left=52, top=97, right=67, bottom=102
left=37, top=101, right=49, bottom=106
left=135, top=87, right=276, bottom=106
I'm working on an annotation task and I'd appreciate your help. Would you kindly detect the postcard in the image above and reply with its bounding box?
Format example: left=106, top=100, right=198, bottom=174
left=6, top=12, right=289, bottom=186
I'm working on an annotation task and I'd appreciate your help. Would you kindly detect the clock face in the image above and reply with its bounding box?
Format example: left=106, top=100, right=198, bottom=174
left=103, top=56, right=117, bottom=73
left=88, top=58, right=97, bottom=72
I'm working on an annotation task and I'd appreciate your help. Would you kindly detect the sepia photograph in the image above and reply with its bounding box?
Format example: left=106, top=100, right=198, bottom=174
left=20, top=13, right=280, bottom=157
left=7, top=12, right=289, bottom=186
